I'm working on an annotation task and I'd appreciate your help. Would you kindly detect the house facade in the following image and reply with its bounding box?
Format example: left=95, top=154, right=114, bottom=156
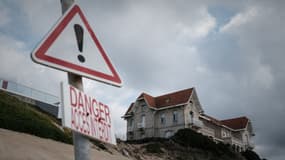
left=122, top=88, right=254, bottom=152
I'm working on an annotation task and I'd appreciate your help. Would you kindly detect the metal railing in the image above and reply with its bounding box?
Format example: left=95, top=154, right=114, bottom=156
left=0, top=79, right=59, bottom=105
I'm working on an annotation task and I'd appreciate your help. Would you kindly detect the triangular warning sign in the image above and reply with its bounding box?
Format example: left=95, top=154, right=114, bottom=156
left=31, top=3, right=122, bottom=87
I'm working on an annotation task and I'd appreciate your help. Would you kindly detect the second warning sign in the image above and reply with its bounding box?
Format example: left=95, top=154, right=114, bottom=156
left=60, top=82, right=116, bottom=145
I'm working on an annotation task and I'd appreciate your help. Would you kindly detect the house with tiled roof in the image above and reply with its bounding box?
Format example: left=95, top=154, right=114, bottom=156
left=122, top=87, right=255, bottom=152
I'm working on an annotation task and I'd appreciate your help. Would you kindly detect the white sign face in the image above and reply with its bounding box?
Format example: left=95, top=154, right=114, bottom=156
left=31, top=4, right=122, bottom=87
left=60, top=82, right=116, bottom=145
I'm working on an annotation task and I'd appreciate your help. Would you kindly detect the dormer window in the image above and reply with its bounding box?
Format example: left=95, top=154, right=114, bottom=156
left=140, top=101, right=147, bottom=107
left=165, top=98, right=170, bottom=103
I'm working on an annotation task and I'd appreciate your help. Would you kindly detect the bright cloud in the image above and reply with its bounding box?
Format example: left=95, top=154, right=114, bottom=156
left=220, top=6, right=259, bottom=33
left=176, top=7, right=216, bottom=41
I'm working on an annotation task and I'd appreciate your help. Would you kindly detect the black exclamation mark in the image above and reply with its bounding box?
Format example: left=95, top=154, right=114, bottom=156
left=74, top=24, right=85, bottom=63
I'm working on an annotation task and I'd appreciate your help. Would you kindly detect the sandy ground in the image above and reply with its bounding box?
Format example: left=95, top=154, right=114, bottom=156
left=0, top=128, right=130, bottom=160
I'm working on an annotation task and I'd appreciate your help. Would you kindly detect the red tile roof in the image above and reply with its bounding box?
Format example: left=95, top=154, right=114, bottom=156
left=200, top=114, right=249, bottom=130
left=201, top=114, right=222, bottom=126
left=124, top=103, right=134, bottom=115
left=221, top=116, right=249, bottom=130
left=138, top=93, right=156, bottom=107
left=155, top=88, right=193, bottom=108
left=124, top=88, right=193, bottom=115
left=140, top=88, right=193, bottom=109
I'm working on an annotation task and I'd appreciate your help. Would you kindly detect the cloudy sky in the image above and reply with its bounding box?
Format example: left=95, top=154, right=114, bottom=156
left=1, top=0, right=285, bottom=159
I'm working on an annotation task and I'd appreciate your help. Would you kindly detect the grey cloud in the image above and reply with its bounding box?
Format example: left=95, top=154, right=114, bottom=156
left=78, top=0, right=216, bottom=89
left=1, top=1, right=285, bottom=159
left=197, top=1, right=285, bottom=159
left=0, top=32, right=66, bottom=96
left=80, top=3, right=285, bottom=159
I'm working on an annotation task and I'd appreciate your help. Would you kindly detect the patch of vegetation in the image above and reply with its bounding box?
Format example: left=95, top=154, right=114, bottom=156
left=0, top=91, right=72, bottom=144
left=172, top=128, right=236, bottom=157
left=92, top=140, right=108, bottom=150
left=144, top=142, right=163, bottom=153
left=241, top=150, right=262, bottom=160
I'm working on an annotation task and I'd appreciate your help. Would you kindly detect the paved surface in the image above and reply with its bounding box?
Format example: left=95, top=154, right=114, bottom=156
left=0, top=128, right=129, bottom=160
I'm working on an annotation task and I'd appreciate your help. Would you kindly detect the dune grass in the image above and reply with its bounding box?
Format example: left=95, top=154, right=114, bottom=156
left=0, top=91, right=72, bottom=144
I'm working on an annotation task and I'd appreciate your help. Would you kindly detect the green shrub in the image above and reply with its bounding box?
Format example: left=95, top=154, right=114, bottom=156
left=241, top=150, right=261, bottom=160
left=172, top=129, right=235, bottom=157
left=0, top=92, right=72, bottom=144
left=90, top=139, right=109, bottom=151
left=172, top=128, right=214, bottom=149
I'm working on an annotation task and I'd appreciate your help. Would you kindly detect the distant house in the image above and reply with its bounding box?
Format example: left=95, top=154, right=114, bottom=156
left=122, top=88, right=254, bottom=152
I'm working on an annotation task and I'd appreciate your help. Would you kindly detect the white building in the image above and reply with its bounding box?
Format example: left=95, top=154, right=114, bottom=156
left=122, top=88, right=254, bottom=152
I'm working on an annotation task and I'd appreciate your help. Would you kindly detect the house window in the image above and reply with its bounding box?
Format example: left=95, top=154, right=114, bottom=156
left=190, top=111, right=194, bottom=117
left=222, top=130, right=230, bottom=138
left=128, top=118, right=133, bottom=127
left=245, top=134, right=249, bottom=145
left=173, top=111, right=178, bottom=123
left=140, top=101, right=147, bottom=107
left=160, top=114, right=165, bottom=125
left=189, top=111, right=194, bottom=124
left=222, top=131, right=226, bottom=137
left=141, top=102, right=147, bottom=112
left=141, top=115, right=145, bottom=127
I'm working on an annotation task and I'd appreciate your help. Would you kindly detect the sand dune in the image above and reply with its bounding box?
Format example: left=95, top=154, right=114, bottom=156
left=0, top=128, right=130, bottom=160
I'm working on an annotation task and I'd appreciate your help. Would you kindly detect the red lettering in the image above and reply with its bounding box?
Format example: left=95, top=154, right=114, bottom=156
left=72, top=108, right=80, bottom=130
left=84, top=94, right=92, bottom=116
left=99, top=102, right=105, bottom=122
left=91, top=99, right=99, bottom=117
left=68, top=85, right=113, bottom=143
left=104, top=105, right=111, bottom=124
left=78, top=92, right=84, bottom=112
left=90, top=117, right=98, bottom=137
left=104, top=124, right=111, bottom=142
left=82, top=112, right=90, bottom=134
left=70, top=86, right=77, bottom=107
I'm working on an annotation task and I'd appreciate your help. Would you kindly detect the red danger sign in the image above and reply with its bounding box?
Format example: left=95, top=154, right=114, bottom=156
left=31, top=4, right=122, bottom=87
left=61, top=82, right=116, bottom=144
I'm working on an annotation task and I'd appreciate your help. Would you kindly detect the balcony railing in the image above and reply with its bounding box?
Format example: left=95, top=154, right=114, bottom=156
left=223, top=136, right=243, bottom=146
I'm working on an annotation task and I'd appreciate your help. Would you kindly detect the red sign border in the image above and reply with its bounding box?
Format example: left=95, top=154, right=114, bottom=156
left=32, top=4, right=122, bottom=87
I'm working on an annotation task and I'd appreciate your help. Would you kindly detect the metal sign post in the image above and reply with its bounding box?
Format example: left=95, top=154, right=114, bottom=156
left=31, top=0, right=121, bottom=159
left=61, top=0, right=90, bottom=160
